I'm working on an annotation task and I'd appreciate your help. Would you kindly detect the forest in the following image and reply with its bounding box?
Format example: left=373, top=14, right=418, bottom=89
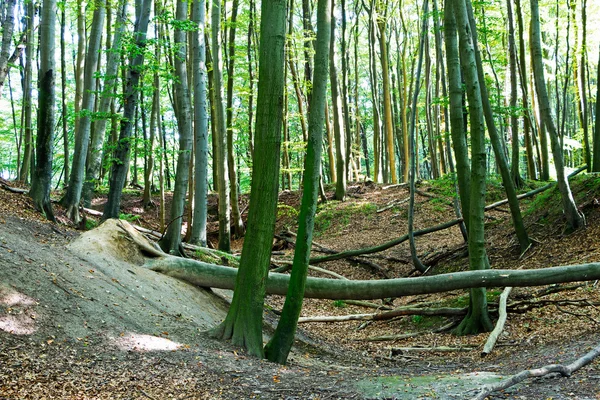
left=1, top=0, right=600, bottom=397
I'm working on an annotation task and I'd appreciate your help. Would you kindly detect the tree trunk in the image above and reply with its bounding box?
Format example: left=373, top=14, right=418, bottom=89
left=507, top=0, right=522, bottom=187
left=102, top=0, right=152, bottom=220
left=377, top=5, right=397, bottom=184
left=264, top=0, right=331, bottom=364
left=0, top=0, right=16, bottom=95
left=593, top=45, right=600, bottom=172
left=408, top=0, right=429, bottom=274
left=225, top=0, right=245, bottom=238
left=466, top=0, right=530, bottom=253
left=514, top=0, right=536, bottom=180
left=529, top=0, right=585, bottom=231
left=210, top=0, right=286, bottom=358
left=29, top=0, right=57, bottom=222
left=210, top=0, right=231, bottom=252
left=444, top=0, right=471, bottom=229
left=330, top=0, right=346, bottom=201
left=158, top=0, right=194, bottom=256
left=18, top=0, right=34, bottom=183
left=189, top=0, right=209, bottom=246
left=64, top=0, right=106, bottom=225
left=575, top=0, right=590, bottom=172
left=452, top=0, right=493, bottom=335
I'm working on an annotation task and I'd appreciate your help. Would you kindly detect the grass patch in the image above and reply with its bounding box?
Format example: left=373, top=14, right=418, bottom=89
left=313, top=201, right=377, bottom=237
left=119, top=213, right=140, bottom=222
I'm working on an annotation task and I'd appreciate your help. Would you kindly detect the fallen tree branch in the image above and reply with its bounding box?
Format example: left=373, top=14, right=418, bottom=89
left=308, top=218, right=463, bottom=264
left=377, top=197, right=409, bottom=213
left=297, top=306, right=467, bottom=323
left=360, top=320, right=457, bottom=342
left=481, top=287, right=513, bottom=357
left=391, top=346, right=475, bottom=353
left=472, top=342, right=600, bottom=400
left=484, top=165, right=586, bottom=212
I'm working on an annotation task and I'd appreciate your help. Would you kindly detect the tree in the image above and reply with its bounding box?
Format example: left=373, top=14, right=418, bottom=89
left=210, top=0, right=231, bottom=252
left=63, top=0, right=106, bottom=224
left=18, top=0, right=35, bottom=183
left=451, top=0, right=493, bottom=335
left=29, top=0, right=57, bottom=222
left=529, top=0, right=585, bottom=231
left=210, top=0, right=286, bottom=357
left=225, top=0, right=245, bottom=238
left=0, top=0, right=17, bottom=95
left=330, top=0, right=346, bottom=200
left=189, top=0, right=209, bottom=247
left=83, top=0, right=128, bottom=207
left=102, top=0, right=152, bottom=220
left=264, top=0, right=331, bottom=364
left=158, top=0, right=194, bottom=256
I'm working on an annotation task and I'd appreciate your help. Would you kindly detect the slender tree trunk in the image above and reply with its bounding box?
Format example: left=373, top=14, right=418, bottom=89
left=246, top=0, right=256, bottom=159
left=514, top=0, right=536, bottom=180
left=530, top=0, right=585, bottom=230
left=408, top=0, right=429, bottom=274
left=593, top=45, right=600, bottom=172
left=225, top=0, right=244, bottom=238
left=330, top=0, right=346, bottom=200
left=211, top=0, right=231, bottom=251
left=74, top=1, right=86, bottom=137
left=18, top=0, right=34, bottom=183
left=325, top=101, right=336, bottom=183
left=190, top=0, right=209, bottom=246
left=444, top=0, right=470, bottom=229
left=452, top=0, right=493, bottom=335
left=60, top=6, right=69, bottom=188
left=29, top=0, right=57, bottom=222
left=377, top=3, right=397, bottom=184
left=64, top=0, right=106, bottom=224
left=507, top=0, right=522, bottom=187
left=575, top=0, right=590, bottom=171
left=0, top=0, right=16, bottom=95
left=466, top=0, right=530, bottom=252
left=102, top=0, right=152, bottom=220
left=368, top=3, right=381, bottom=182
left=210, top=0, right=286, bottom=358
left=264, top=0, right=330, bottom=364
left=159, top=0, right=194, bottom=255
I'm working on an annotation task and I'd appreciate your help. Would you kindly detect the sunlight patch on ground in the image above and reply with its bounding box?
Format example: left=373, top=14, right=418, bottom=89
left=0, top=315, right=36, bottom=335
left=111, top=332, right=183, bottom=352
left=0, top=285, right=37, bottom=334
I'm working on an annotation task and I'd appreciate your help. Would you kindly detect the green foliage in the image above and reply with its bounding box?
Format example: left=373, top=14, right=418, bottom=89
left=85, top=218, right=98, bottom=230
left=411, top=315, right=423, bottom=324
left=119, top=213, right=140, bottom=222
left=332, top=300, right=347, bottom=308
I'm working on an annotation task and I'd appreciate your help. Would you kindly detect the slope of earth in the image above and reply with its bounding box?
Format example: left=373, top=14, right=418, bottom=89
left=1, top=175, right=600, bottom=399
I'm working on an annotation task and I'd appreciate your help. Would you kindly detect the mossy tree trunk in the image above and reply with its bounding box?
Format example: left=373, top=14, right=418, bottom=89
left=452, top=0, right=493, bottom=335
left=264, top=0, right=331, bottom=365
left=210, top=0, right=286, bottom=358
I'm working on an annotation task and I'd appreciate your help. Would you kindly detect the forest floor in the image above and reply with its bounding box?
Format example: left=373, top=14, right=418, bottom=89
left=1, top=174, right=600, bottom=399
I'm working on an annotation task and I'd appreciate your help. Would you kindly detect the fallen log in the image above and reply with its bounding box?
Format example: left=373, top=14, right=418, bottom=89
left=145, top=255, right=600, bottom=300
left=472, top=342, right=600, bottom=400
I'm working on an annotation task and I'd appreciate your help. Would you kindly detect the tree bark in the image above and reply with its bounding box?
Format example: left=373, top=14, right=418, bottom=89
left=330, top=0, right=346, bottom=200
left=452, top=0, right=493, bottom=335
left=29, top=0, right=57, bottom=222
left=18, top=0, right=35, bottom=183
left=210, top=0, right=286, bottom=358
left=64, top=0, right=106, bottom=225
left=0, top=0, right=16, bottom=95
left=264, top=0, right=331, bottom=364
left=189, top=0, right=209, bottom=246
left=210, top=0, right=231, bottom=251
left=158, top=0, right=194, bottom=256
left=102, top=0, right=152, bottom=220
